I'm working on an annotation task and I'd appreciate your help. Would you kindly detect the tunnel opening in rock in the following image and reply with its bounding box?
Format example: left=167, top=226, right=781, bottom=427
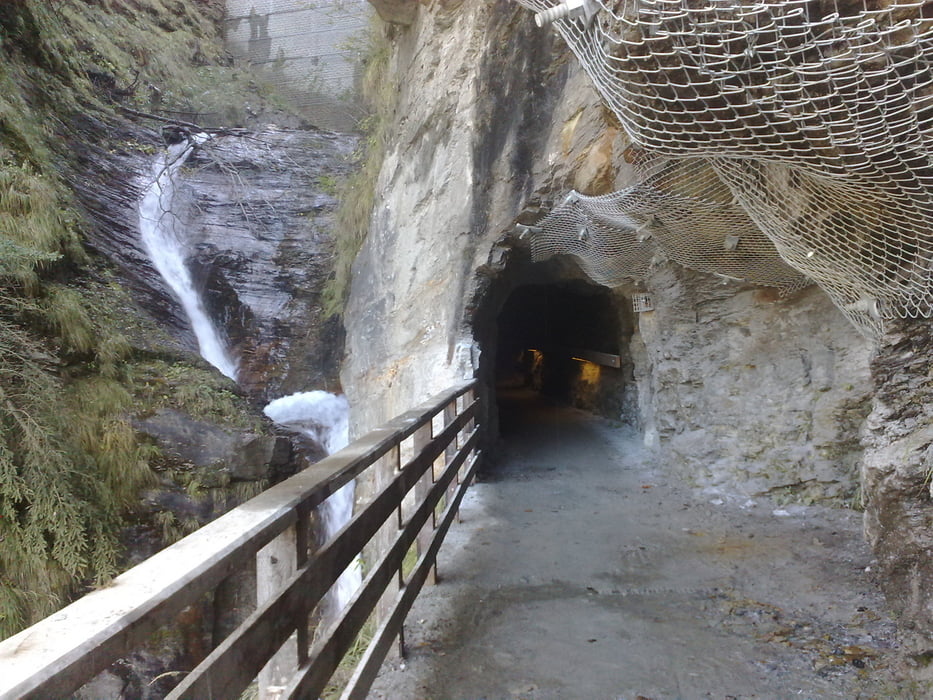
left=496, top=283, right=619, bottom=411
left=472, top=249, right=638, bottom=442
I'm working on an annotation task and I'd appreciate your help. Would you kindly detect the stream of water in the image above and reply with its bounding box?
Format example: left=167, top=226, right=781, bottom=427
left=138, top=138, right=361, bottom=615
left=138, top=135, right=238, bottom=380
left=263, top=392, right=363, bottom=612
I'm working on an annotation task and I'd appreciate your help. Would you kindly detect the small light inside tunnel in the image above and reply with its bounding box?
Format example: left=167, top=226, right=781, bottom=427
left=577, top=358, right=601, bottom=383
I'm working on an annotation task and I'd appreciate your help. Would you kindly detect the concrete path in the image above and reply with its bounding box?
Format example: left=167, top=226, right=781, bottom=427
left=369, top=389, right=922, bottom=699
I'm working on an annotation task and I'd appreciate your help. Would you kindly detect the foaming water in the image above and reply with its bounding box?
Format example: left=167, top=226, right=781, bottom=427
left=138, top=136, right=238, bottom=379
left=264, top=391, right=362, bottom=613
left=263, top=391, right=349, bottom=454
left=141, top=139, right=359, bottom=614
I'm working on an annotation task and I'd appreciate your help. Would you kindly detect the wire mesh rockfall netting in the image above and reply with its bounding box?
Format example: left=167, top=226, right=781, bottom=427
left=529, top=155, right=810, bottom=291
left=516, top=0, right=933, bottom=336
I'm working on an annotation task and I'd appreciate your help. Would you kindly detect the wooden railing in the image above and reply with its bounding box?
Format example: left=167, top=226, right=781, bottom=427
left=0, top=381, right=480, bottom=700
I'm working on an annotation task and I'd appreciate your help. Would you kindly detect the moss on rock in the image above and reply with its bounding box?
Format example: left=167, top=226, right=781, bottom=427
left=0, top=0, right=292, bottom=639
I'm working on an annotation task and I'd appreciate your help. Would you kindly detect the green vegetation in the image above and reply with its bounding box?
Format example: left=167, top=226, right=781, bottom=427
left=135, top=360, right=261, bottom=430
left=0, top=0, right=275, bottom=639
left=317, top=173, right=340, bottom=196
left=323, top=17, right=398, bottom=317
left=0, top=4, right=114, bottom=626
left=321, top=614, right=377, bottom=699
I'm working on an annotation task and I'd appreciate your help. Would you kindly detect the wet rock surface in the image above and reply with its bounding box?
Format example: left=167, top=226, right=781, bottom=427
left=77, top=123, right=355, bottom=398
left=369, top=389, right=924, bottom=699
left=75, top=122, right=198, bottom=349
left=179, top=127, right=357, bottom=398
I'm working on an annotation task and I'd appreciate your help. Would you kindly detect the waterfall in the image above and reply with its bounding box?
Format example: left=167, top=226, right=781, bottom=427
left=263, top=391, right=362, bottom=613
left=140, top=137, right=360, bottom=613
left=138, top=136, right=238, bottom=380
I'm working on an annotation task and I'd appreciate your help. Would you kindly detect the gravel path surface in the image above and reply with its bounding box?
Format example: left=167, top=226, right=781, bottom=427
left=368, top=389, right=926, bottom=699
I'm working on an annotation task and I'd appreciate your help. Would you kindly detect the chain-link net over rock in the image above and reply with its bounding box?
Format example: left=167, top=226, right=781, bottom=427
left=515, top=0, right=933, bottom=336
left=527, top=155, right=811, bottom=291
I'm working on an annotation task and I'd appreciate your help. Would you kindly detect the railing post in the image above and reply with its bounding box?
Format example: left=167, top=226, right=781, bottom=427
left=256, top=523, right=298, bottom=700
left=374, top=444, right=402, bottom=654
left=211, top=562, right=256, bottom=649
left=444, top=399, right=460, bottom=526
left=295, top=503, right=311, bottom=667
left=463, top=387, right=478, bottom=487
left=412, top=421, right=435, bottom=586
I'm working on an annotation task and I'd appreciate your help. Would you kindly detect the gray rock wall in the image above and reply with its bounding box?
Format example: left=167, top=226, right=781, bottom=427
left=343, top=0, right=872, bottom=507
left=861, top=319, right=933, bottom=669
left=342, top=0, right=622, bottom=433
left=635, top=266, right=871, bottom=503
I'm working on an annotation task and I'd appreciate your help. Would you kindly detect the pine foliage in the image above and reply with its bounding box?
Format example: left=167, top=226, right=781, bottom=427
left=0, top=320, right=122, bottom=636
left=0, top=0, right=226, bottom=638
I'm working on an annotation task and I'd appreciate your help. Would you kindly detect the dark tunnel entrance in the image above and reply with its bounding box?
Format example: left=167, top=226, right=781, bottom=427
left=497, top=281, right=621, bottom=386
left=473, top=255, right=638, bottom=441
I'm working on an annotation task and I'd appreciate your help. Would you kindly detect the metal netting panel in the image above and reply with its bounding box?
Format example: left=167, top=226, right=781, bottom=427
left=712, top=156, right=933, bottom=336
left=530, top=189, right=655, bottom=285
left=224, top=0, right=371, bottom=131
left=515, top=0, right=933, bottom=336
left=530, top=156, right=810, bottom=290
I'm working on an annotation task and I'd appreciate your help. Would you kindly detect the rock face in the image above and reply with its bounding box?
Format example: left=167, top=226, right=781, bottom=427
left=636, top=266, right=871, bottom=502
left=343, top=0, right=587, bottom=431
left=179, top=127, right=358, bottom=398
left=137, top=408, right=295, bottom=481
left=861, top=319, right=933, bottom=670
left=80, top=125, right=356, bottom=399
left=342, top=0, right=871, bottom=503
left=76, top=122, right=198, bottom=350
left=368, top=0, right=418, bottom=25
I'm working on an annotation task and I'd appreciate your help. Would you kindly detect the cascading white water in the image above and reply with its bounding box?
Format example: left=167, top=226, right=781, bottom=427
left=138, top=136, right=238, bottom=380
left=263, top=391, right=362, bottom=613
left=140, top=137, right=359, bottom=614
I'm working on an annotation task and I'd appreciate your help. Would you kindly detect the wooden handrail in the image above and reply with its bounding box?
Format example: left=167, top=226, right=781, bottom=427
left=0, top=380, right=480, bottom=700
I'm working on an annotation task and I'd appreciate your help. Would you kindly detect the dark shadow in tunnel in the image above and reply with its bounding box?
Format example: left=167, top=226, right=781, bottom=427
left=469, top=249, right=638, bottom=451
left=495, top=282, right=624, bottom=436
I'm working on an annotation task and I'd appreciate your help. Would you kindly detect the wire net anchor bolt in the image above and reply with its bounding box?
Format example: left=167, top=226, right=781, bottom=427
left=515, top=223, right=542, bottom=239
left=633, top=293, right=655, bottom=313
left=843, top=296, right=881, bottom=320
left=534, top=0, right=598, bottom=28
left=635, top=217, right=656, bottom=243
